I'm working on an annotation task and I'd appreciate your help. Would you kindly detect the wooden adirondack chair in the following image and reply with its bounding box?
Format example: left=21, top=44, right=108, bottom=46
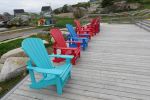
left=86, top=18, right=97, bottom=34
left=50, top=28, right=81, bottom=65
left=22, top=38, right=73, bottom=95
left=74, top=19, right=95, bottom=36
left=66, top=24, right=89, bottom=50
left=96, top=17, right=100, bottom=33
left=87, top=17, right=100, bottom=33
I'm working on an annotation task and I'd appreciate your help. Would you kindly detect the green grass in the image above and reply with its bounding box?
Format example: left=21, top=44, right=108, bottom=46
left=0, top=71, right=28, bottom=98
left=0, top=34, right=54, bottom=57
left=143, top=3, right=150, bottom=9
left=0, top=39, right=23, bottom=57
left=54, top=17, right=74, bottom=28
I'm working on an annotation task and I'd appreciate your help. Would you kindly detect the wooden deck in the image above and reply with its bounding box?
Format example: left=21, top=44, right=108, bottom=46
left=2, top=23, right=150, bottom=100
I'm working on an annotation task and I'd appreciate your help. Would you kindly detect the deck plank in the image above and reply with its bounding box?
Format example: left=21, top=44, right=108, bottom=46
left=2, top=23, right=150, bottom=100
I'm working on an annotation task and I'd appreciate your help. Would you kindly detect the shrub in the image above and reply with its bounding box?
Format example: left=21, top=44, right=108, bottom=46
left=101, top=0, right=114, bottom=8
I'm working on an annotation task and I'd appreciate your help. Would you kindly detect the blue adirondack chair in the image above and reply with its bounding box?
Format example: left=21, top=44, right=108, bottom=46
left=22, top=38, right=73, bottom=95
left=66, top=24, right=89, bottom=50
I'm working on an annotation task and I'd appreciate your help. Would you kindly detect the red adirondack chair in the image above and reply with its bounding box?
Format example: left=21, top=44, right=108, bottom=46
left=86, top=18, right=98, bottom=34
left=74, top=20, right=95, bottom=36
left=50, top=28, right=81, bottom=65
left=96, top=17, right=100, bottom=33
left=87, top=17, right=100, bottom=33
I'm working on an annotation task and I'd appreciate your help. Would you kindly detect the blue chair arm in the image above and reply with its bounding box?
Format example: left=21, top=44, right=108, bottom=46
left=77, top=34, right=91, bottom=40
left=78, top=34, right=90, bottom=36
left=49, top=54, right=73, bottom=59
left=27, top=66, right=63, bottom=75
left=73, top=37, right=88, bottom=42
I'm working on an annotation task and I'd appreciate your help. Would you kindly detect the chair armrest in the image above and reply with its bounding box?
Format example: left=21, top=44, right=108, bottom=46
left=66, top=38, right=82, bottom=48
left=73, top=37, right=88, bottom=41
left=49, top=54, right=73, bottom=64
left=27, top=66, right=63, bottom=75
left=49, top=54, right=73, bottom=59
left=77, top=34, right=91, bottom=40
left=66, top=41, right=81, bottom=48
left=78, top=34, right=90, bottom=36
left=66, top=41, right=81, bottom=44
left=53, top=46, right=77, bottom=50
left=80, top=29, right=91, bottom=32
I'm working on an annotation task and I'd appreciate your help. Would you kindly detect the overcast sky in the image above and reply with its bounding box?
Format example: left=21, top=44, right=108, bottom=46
left=0, top=0, right=89, bottom=14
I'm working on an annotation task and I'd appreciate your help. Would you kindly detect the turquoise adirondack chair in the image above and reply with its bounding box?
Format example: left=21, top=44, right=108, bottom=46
left=22, top=38, right=73, bottom=95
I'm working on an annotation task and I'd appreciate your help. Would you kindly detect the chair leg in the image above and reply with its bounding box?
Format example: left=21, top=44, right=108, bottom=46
left=72, top=58, right=76, bottom=65
left=83, top=47, right=85, bottom=50
left=69, top=71, right=71, bottom=79
left=79, top=52, right=81, bottom=58
left=56, top=77, right=63, bottom=95
left=29, top=70, right=36, bottom=84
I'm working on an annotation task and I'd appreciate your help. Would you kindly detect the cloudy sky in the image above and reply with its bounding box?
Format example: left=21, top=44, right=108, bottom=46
left=0, top=0, right=89, bottom=14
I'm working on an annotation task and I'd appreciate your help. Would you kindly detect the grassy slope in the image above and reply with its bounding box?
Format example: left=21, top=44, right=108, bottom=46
left=0, top=72, right=27, bottom=98
left=0, top=39, right=23, bottom=57
left=54, top=16, right=74, bottom=28
left=142, top=0, right=150, bottom=9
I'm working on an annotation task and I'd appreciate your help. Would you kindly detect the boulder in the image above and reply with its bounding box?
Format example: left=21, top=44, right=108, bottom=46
left=0, top=48, right=26, bottom=64
left=0, top=64, right=3, bottom=71
left=0, top=57, right=28, bottom=82
left=0, top=64, right=4, bottom=72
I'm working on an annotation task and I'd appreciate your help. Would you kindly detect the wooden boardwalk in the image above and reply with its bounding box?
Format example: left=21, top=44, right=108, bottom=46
left=2, top=23, right=150, bottom=100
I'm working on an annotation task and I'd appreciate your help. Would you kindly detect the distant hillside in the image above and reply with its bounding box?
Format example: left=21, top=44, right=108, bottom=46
left=53, top=2, right=90, bottom=14
left=100, top=0, right=150, bottom=13
left=53, top=0, right=150, bottom=15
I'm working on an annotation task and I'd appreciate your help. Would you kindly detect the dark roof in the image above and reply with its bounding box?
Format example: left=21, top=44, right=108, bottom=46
left=14, top=9, right=25, bottom=14
left=41, top=6, right=52, bottom=11
left=90, top=0, right=96, bottom=2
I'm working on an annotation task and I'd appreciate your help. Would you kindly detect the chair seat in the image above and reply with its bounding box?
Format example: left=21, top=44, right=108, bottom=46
left=45, top=64, right=71, bottom=81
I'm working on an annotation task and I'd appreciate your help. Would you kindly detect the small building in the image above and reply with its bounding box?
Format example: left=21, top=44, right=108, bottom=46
left=39, top=6, right=53, bottom=26
left=90, top=0, right=96, bottom=2
left=41, top=6, right=52, bottom=17
left=14, top=9, right=25, bottom=16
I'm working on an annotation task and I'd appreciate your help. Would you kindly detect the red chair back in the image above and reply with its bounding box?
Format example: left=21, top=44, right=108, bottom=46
left=50, top=28, right=67, bottom=48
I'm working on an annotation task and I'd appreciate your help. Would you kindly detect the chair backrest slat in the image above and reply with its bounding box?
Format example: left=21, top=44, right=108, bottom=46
left=22, top=38, right=53, bottom=69
left=66, top=24, right=78, bottom=38
left=74, top=20, right=82, bottom=31
left=50, top=29, right=67, bottom=48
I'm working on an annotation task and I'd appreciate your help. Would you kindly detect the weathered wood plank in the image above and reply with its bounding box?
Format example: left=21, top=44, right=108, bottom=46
left=15, top=86, right=102, bottom=100
left=7, top=94, right=38, bottom=100
left=18, top=84, right=135, bottom=100
left=26, top=75, right=150, bottom=97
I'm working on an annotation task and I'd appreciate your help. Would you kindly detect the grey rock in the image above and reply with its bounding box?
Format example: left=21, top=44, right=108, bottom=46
left=0, top=64, right=3, bottom=72
left=0, top=48, right=26, bottom=64
left=0, top=57, right=28, bottom=82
